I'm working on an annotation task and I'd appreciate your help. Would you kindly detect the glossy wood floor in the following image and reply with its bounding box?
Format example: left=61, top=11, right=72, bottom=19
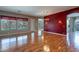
left=0, top=31, right=68, bottom=52
left=43, top=32, right=67, bottom=52
left=22, top=32, right=67, bottom=52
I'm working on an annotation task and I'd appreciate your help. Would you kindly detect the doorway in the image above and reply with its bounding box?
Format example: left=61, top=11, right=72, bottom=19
left=38, top=18, right=44, bottom=36
left=67, top=13, right=79, bottom=51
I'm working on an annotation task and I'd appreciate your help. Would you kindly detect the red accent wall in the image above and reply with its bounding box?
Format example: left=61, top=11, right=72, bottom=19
left=44, top=7, right=79, bottom=35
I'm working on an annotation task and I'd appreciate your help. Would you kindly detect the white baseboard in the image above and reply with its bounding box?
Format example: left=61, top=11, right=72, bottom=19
left=44, top=31, right=66, bottom=36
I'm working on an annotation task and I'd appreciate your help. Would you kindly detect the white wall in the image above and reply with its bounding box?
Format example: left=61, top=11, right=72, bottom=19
left=0, top=11, right=34, bottom=18
left=30, top=19, right=35, bottom=31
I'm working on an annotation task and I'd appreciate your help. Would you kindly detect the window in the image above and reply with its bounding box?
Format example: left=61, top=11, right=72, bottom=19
left=38, top=18, right=44, bottom=36
left=38, top=18, right=44, bottom=30
left=0, top=16, right=29, bottom=35
left=1, top=17, right=9, bottom=31
left=9, top=17, right=16, bottom=30
left=17, top=18, right=28, bottom=30
left=0, top=16, right=29, bottom=31
left=22, top=20, right=29, bottom=30
left=17, top=18, right=23, bottom=30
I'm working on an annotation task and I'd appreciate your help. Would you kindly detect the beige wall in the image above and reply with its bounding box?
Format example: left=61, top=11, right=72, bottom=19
left=29, top=18, right=38, bottom=32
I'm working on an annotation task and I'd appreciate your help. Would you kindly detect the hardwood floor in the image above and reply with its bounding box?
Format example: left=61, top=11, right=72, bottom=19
left=17, top=31, right=67, bottom=52
left=0, top=31, right=68, bottom=52
left=43, top=32, right=67, bottom=52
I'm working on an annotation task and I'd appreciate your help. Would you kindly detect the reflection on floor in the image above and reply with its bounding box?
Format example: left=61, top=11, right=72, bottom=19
left=74, top=31, right=79, bottom=49
left=67, top=31, right=79, bottom=52
left=0, top=31, right=67, bottom=52
left=68, top=31, right=79, bottom=52
left=44, top=32, right=67, bottom=52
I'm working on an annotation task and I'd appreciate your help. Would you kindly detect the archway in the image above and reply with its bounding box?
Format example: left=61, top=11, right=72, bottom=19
left=67, top=13, right=79, bottom=51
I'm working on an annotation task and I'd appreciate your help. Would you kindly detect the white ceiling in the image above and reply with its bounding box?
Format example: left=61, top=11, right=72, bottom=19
left=0, top=6, right=77, bottom=17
